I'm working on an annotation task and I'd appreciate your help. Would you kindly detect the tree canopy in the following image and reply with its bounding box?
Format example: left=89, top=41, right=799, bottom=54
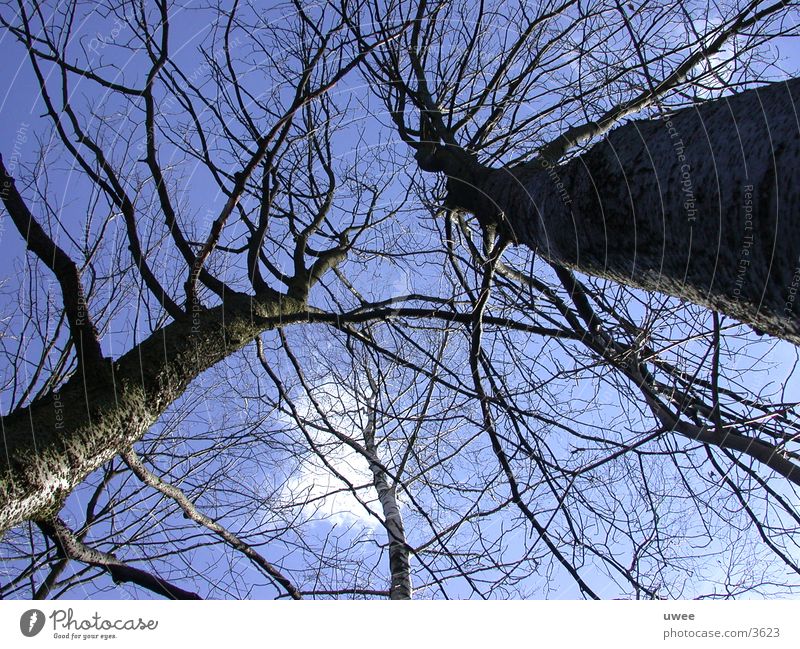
left=1, top=0, right=800, bottom=600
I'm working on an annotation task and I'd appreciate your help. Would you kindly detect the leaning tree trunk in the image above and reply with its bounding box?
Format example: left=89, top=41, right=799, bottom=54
left=445, top=77, right=800, bottom=344
left=0, top=295, right=307, bottom=534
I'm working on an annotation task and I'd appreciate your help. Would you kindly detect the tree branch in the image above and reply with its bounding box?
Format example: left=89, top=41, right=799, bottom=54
left=122, top=449, right=302, bottom=600
left=37, top=518, right=201, bottom=599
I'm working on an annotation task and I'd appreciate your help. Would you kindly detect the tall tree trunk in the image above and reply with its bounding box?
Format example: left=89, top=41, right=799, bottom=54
left=0, top=295, right=306, bottom=534
left=362, top=394, right=412, bottom=600
left=446, top=77, right=800, bottom=344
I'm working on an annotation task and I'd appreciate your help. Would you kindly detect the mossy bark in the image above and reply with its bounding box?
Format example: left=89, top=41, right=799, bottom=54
left=0, top=295, right=307, bottom=533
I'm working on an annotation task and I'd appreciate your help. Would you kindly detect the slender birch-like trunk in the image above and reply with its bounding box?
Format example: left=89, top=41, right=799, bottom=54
left=362, top=394, right=412, bottom=599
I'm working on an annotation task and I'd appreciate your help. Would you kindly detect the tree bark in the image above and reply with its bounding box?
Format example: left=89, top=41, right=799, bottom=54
left=447, top=77, right=800, bottom=344
left=0, top=295, right=306, bottom=534
left=362, top=394, right=412, bottom=599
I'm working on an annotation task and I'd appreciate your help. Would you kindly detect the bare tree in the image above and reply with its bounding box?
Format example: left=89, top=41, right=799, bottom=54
left=353, top=0, right=800, bottom=339
left=1, top=0, right=800, bottom=600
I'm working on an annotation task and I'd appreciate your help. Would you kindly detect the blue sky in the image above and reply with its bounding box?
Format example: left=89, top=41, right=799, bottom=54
left=1, top=1, right=800, bottom=600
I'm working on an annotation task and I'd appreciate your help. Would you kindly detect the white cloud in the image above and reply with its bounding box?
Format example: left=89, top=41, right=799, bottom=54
left=271, top=378, right=388, bottom=529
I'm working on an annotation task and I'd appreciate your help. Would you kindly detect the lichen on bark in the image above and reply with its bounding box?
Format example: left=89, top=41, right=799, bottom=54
left=0, top=294, right=307, bottom=534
